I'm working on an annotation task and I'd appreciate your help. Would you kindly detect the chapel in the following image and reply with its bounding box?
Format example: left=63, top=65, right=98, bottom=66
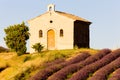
left=28, top=4, right=91, bottom=53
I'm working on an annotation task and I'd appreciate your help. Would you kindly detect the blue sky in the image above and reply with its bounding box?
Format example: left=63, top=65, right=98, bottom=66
left=0, top=0, right=120, bottom=50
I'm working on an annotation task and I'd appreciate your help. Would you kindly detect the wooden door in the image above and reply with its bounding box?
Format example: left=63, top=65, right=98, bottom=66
left=47, top=29, right=55, bottom=50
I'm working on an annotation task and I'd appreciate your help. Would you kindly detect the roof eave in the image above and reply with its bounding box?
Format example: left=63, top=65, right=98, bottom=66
left=75, top=20, right=92, bottom=25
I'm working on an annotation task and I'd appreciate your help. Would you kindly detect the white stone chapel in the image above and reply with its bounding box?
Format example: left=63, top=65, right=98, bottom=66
left=28, top=4, right=91, bottom=53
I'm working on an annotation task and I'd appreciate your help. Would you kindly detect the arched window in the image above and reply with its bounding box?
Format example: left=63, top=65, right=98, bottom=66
left=60, top=29, right=63, bottom=37
left=39, top=30, right=43, bottom=37
left=49, top=6, right=52, bottom=11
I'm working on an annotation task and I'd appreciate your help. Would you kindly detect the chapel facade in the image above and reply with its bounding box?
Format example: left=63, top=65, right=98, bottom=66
left=28, top=4, right=91, bottom=53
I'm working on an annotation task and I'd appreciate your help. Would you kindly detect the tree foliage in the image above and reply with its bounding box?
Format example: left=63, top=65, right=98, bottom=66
left=4, top=22, right=29, bottom=56
left=32, top=43, right=44, bottom=53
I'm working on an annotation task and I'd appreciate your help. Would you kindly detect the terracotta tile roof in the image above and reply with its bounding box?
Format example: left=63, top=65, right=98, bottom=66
left=55, top=11, right=91, bottom=23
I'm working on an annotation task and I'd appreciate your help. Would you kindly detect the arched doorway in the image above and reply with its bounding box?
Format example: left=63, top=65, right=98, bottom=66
left=47, top=29, right=55, bottom=50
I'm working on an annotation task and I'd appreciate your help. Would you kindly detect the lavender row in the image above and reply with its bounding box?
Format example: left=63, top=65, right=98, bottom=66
left=42, top=58, right=65, bottom=67
left=109, top=68, right=120, bottom=80
left=47, top=49, right=111, bottom=80
left=89, top=56, right=120, bottom=80
left=29, top=52, right=90, bottom=80
left=68, top=49, right=120, bottom=80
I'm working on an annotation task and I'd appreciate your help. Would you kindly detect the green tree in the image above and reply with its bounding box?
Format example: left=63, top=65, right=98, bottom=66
left=32, top=43, right=44, bottom=53
left=4, top=22, right=29, bottom=56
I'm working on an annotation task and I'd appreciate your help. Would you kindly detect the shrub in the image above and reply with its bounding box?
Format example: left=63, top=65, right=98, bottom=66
left=74, top=45, right=78, bottom=49
left=32, top=43, right=44, bottom=53
left=4, top=22, right=29, bottom=56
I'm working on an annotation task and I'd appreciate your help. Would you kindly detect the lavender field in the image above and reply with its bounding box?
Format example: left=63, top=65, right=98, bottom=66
left=30, top=49, right=120, bottom=80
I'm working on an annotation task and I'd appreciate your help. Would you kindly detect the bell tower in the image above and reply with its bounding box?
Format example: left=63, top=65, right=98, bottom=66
left=47, top=4, right=55, bottom=12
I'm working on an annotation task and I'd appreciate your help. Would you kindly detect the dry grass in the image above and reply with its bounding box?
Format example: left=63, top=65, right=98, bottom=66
left=0, top=48, right=98, bottom=80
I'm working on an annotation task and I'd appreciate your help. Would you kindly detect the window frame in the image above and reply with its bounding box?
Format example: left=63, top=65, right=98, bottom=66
left=39, top=30, right=43, bottom=38
left=60, top=29, right=63, bottom=37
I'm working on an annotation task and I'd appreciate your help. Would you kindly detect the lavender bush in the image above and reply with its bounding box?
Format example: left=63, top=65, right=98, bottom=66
left=47, top=49, right=111, bottom=80
left=109, top=68, right=120, bottom=80
left=68, top=49, right=120, bottom=80
left=29, top=52, right=90, bottom=80
left=89, top=56, right=120, bottom=80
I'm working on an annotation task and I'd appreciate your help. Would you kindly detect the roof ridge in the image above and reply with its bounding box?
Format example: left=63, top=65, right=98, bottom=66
left=28, top=11, right=91, bottom=23
left=55, top=11, right=91, bottom=23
